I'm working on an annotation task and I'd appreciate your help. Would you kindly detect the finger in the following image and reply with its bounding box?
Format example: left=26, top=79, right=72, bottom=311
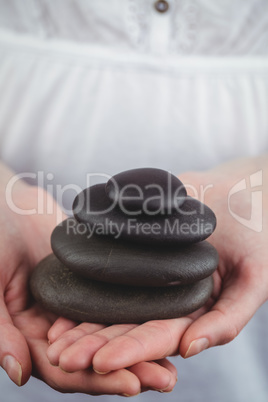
left=129, top=359, right=177, bottom=393
left=92, top=317, right=192, bottom=373
left=57, top=323, right=137, bottom=373
left=31, top=337, right=141, bottom=396
left=47, top=322, right=106, bottom=366
left=180, top=264, right=265, bottom=358
left=178, top=172, right=206, bottom=198
left=48, top=317, right=80, bottom=343
left=157, top=357, right=178, bottom=379
left=0, top=296, right=31, bottom=386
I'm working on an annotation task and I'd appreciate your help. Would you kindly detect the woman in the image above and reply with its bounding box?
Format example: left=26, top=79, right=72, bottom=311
left=0, top=1, right=268, bottom=400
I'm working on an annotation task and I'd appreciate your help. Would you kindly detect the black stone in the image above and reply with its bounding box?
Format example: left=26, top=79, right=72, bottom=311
left=73, top=184, right=217, bottom=245
left=30, top=254, right=214, bottom=324
left=51, top=218, right=219, bottom=287
left=105, top=168, right=187, bottom=214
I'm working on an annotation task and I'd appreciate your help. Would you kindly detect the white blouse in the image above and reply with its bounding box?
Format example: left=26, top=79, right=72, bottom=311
left=0, top=1, right=268, bottom=401
left=0, top=0, right=268, bottom=212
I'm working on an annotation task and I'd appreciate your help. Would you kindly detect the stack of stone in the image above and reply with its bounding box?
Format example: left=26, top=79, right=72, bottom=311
left=31, top=168, right=218, bottom=324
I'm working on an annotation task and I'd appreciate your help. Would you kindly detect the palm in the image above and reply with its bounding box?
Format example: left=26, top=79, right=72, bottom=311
left=12, top=303, right=55, bottom=378
left=0, top=185, right=61, bottom=385
left=1, top=184, right=177, bottom=394
left=48, top=157, right=268, bottom=373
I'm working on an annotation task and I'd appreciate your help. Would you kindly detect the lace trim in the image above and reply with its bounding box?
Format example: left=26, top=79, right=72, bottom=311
left=7, top=0, right=267, bottom=55
left=126, top=0, right=198, bottom=54
left=125, top=0, right=151, bottom=50
left=171, top=0, right=198, bottom=54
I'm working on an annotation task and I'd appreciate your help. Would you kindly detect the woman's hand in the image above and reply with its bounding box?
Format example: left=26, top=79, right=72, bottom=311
left=0, top=162, right=177, bottom=395
left=47, top=155, right=268, bottom=374
left=0, top=162, right=58, bottom=386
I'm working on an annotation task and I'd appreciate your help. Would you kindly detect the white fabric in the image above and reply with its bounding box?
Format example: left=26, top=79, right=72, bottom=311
left=0, top=29, right=267, bottom=212
left=0, top=0, right=267, bottom=55
left=0, top=0, right=268, bottom=401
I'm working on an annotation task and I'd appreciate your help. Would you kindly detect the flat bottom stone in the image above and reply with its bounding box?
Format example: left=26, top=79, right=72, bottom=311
left=30, top=254, right=214, bottom=324
left=51, top=218, right=219, bottom=287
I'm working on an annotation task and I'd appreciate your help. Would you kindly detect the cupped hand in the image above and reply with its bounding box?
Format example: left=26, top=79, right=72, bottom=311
left=0, top=163, right=69, bottom=386
left=0, top=163, right=177, bottom=395
left=47, top=155, right=268, bottom=374
left=13, top=307, right=177, bottom=395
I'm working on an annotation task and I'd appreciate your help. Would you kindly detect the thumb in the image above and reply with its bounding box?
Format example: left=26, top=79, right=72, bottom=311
left=179, top=267, right=265, bottom=358
left=0, top=296, right=32, bottom=386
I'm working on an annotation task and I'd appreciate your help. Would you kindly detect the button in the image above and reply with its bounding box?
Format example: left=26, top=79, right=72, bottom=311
left=154, top=0, right=169, bottom=13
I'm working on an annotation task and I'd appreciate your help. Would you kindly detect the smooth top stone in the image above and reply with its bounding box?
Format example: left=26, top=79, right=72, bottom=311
left=105, top=168, right=187, bottom=214
left=73, top=184, right=217, bottom=245
left=30, top=254, right=214, bottom=324
left=51, top=218, right=219, bottom=287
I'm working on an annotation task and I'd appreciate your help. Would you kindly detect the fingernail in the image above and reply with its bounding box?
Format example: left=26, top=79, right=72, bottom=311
left=121, top=392, right=140, bottom=397
left=158, top=388, right=174, bottom=393
left=184, top=338, right=209, bottom=358
left=59, top=366, right=71, bottom=373
left=93, top=367, right=110, bottom=375
left=153, top=378, right=172, bottom=393
left=154, top=387, right=173, bottom=393
left=2, top=355, right=22, bottom=386
left=155, top=382, right=175, bottom=393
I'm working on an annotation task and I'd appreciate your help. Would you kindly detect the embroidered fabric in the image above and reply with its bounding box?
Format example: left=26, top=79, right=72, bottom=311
left=171, top=0, right=198, bottom=53
left=0, top=0, right=267, bottom=54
